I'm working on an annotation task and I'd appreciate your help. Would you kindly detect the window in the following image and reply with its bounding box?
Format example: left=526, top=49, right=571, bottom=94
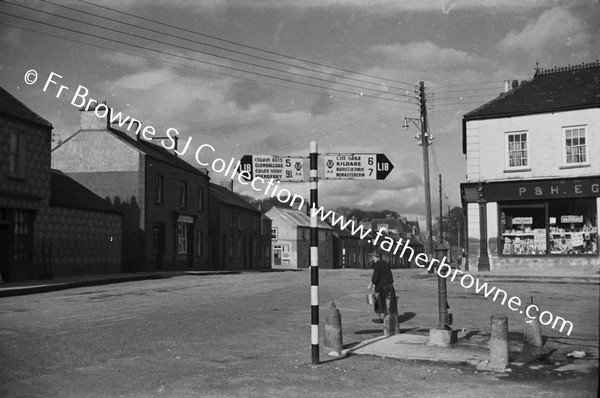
left=271, top=228, right=278, bottom=240
left=564, top=126, right=587, bottom=165
left=177, top=223, right=188, bottom=254
left=197, top=186, right=204, bottom=212
left=196, top=231, right=202, bottom=257
left=499, top=199, right=598, bottom=256
left=180, top=182, right=187, bottom=209
left=156, top=174, right=163, bottom=204
left=9, top=132, right=25, bottom=178
left=506, top=132, right=528, bottom=168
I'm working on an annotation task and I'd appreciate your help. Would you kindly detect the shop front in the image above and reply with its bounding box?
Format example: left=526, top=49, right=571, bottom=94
left=461, top=176, right=599, bottom=272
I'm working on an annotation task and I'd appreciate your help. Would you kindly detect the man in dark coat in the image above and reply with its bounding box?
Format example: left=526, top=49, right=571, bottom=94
left=367, top=250, right=395, bottom=323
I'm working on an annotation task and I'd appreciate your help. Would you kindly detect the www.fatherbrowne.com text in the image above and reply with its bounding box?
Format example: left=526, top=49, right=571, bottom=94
left=31, top=69, right=575, bottom=336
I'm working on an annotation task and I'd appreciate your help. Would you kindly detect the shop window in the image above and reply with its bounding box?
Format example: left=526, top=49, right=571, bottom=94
left=500, top=199, right=598, bottom=256
left=564, top=126, right=587, bottom=165
left=196, top=231, right=202, bottom=257
left=506, top=132, right=528, bottom=168
left=177, top=223, right=188, bottom=254
left=548, top=198, right=597, bottom=255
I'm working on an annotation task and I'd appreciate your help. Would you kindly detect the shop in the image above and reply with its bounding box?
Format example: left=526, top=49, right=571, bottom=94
left=462, top=176, right=599, bottom=271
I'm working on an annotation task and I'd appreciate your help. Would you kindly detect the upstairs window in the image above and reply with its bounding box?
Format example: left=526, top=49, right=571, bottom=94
left=271, top=228, right=278, bottom=240
left=10, top=132, right=25, bottom=178
left=156, top=174, right=163, bottom=204
left=564, top=126, right=587, bottom=165
left=197, top=186, right=204, bottom=212
left=180, top=182, right=187, bottom=209
left=506, top=132, right=528, bottom=168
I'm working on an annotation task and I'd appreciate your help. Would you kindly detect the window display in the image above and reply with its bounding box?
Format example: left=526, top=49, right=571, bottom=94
left=500, top=199, right=598, bottom=256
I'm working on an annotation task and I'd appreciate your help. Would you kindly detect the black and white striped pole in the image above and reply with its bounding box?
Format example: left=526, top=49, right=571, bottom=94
left=309, top=141, right=319, bottom=365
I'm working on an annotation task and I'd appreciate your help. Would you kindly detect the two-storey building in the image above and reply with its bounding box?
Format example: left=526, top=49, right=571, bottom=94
left=52, top=104, right=210, bottom=272
left=461, top=62, right=600, bottom=273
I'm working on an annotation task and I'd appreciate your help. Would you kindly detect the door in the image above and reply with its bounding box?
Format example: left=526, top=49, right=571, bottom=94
left=273, top=245, right=282, bottom=267
left=152, top=223, right=165, bottom=271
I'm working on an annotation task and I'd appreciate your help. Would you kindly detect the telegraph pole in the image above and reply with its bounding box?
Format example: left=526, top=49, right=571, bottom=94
left=419, top=81, right=434, bottom=260
left=439, top=174, right=443, bottom=244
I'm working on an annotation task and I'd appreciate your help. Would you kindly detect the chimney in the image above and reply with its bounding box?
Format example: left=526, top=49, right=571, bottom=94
left=504, top=80, right=511, bottom=93
left=220, top=179, right=233, bottom=192
left=80, top=100, right=109, bottom=131
left=511, top=79, right=519, bottom=89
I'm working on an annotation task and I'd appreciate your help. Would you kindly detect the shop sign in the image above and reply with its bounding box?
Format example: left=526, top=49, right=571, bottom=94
left=561, top=215, right=583, bottom=223
left=177, top=215, right=194, bottom=224
left=513, top=217, right=533, bottom=224
left=474, top=178, right=600, bottom=201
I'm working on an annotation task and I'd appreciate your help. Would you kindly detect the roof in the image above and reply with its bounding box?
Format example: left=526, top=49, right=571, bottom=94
left=50, top=170, right=119, bottom=213
left=371, top=217, right=413, bottom=234
left=107, top=127, right=209, bottom=176
left=268, top=207, right=333, bottom=230
left=0, top=86, right=53, bottom=128
left=464, top=62, right=600, bottom=121
left=209, top=183, right=261, bottom=213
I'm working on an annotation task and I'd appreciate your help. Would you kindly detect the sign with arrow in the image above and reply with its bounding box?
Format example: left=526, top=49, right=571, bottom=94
left=321, top=153, right=394, bottom=180
left=239, top=155, right=305, bottom=181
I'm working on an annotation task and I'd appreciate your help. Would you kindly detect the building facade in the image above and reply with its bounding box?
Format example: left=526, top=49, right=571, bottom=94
left=266, top=206, right=334, bottom=269
left=208, top=181, right=270, bottom=270
left=52, top=105, right=210, bottom=272
left=461, top=63, right=600, bottom=273
left=0, top=87, right=53, bottom=282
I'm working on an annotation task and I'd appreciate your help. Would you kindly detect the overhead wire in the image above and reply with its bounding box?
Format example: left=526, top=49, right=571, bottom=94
left=74, top=0, right=416, bottom=89
left=2, top=2, right=413, bottom=103
left=0, top=8, right=412, bottom=106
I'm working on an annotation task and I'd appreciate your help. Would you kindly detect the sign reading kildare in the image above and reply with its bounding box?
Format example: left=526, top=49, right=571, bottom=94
left=321, top=153, right=394, bottom=180
left=239, top=155, right=304, bottom=181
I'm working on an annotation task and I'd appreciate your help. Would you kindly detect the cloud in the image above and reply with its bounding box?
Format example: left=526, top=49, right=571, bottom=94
left=1, top=27, right=22, bottom=49
left=498, top=7, right=593, bottom=65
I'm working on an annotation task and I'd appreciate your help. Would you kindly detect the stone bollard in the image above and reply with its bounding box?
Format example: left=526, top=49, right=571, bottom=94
left=323, top=302, right=343, bottom=356
left=383, top=297, right=399, bottom=336
left=524, top=297, right=543, bottom=347
left=488, top=314, right=509, bottom=371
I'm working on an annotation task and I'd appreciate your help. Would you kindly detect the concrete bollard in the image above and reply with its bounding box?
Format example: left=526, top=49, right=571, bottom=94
left=524, top=297, right=543, bottom=347
left=489, top=314, right=509, bottom=371
left=383, top=297, right=399, bottom=336
left=323, top=302, right=343, bottom=356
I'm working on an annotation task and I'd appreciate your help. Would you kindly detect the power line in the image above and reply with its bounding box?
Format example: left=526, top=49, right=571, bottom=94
left=4, top=2, right=412, bottom=102
left=37, top=0, right=415, bottom=94
left=74, top=0, right=416, bottom=89
left=0, top=9, right=413, bottom=105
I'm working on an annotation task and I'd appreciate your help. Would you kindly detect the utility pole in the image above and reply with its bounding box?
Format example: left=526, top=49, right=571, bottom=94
left=419, top=81, right=434, bottom=261
left=439, top=174, right=443, bottom=244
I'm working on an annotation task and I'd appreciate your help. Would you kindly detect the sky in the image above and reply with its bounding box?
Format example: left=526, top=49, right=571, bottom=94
left=1, top=0, right=599, bottom=225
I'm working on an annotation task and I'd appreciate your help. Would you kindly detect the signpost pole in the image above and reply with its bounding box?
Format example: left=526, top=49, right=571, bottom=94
left=309, top=141, right=319, bottom=365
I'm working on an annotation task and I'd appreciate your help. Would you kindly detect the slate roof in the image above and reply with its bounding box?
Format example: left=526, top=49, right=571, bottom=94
left=209, top=183, right=261, bottom=213
left=0, top=86, right=53, bottom=128
left=107, top=127, right=209, bottom=176
left=50, top=170, right=119, bottom=213
left=269, top=207, right=332, bottom=230
left=464, top=63, right=600, bottom=121
left=462, top=62, right=600, bottom=154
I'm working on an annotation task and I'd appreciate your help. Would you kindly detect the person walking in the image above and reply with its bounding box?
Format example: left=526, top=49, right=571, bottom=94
left=367, top=250, right=395, bottom=323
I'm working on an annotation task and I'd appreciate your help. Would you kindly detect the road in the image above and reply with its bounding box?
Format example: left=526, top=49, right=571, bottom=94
left=0, top=269, right=598, bottom=397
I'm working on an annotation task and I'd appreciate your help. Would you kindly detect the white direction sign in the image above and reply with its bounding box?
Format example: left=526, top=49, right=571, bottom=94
left=321, top=153, right=394, bottom=180
left=239, top=155, right=304, bottom=181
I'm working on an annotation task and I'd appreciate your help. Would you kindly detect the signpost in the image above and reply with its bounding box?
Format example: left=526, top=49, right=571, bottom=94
left=239, top=155, right=304, bottom=181
left=240, top=145, right=394, bottom=365
left=321, top=153, right=394, bottom=180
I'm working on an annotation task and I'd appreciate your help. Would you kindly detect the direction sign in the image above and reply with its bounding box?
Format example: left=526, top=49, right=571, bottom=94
left=321, top=153, right=394, bottom=180
left=239, top=155, right=305, bottom=181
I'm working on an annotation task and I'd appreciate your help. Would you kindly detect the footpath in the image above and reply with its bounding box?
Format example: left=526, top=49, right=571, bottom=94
left=1, top=268, right=598, bottom=376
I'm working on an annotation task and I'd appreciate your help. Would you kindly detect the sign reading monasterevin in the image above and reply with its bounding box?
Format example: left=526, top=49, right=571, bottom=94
left=239, top=155, right=304, bottom=181
left=321, top=153, right=394, bottom=180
